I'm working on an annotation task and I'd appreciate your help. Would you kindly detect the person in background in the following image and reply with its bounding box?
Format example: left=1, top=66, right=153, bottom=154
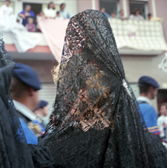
left=19, top=5, right=35, bottom=26
left=34, top=100, right=49, bottom=127
left=9, top=63, right=44, bottom=144
left=100, top=7, right=110, bottom=18
left=129, top=9, right=144, bottom=20
left=56, top=11, right=60, bottom=18
left=157, top=103, right=167, bottom=139
left=59, top=3, right=70, bottom=19
left=117, top=9, right=126, bottom=20
left=0, top=0, right=13, bottom=20
left=137, top=76, right=160, bottom=135
left=148, top=13, right=152, bottom=20
left=36, top=11, right=46, bottom=32
left=25, top=17, right=36, bottom=32
left=110, top=12, right=115, bottom=18
left=43, top=1, right=56, bottom=18
left=38, top=11, right=45, bottom=18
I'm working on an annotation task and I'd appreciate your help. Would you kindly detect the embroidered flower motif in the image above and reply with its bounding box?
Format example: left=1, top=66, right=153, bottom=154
left=158, top=53, right=167, bottom=73
left=122, top=79, right=132, bottom=97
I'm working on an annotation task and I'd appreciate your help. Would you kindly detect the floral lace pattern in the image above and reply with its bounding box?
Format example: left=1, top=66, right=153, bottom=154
left=39, top=10, right=167, bottom=167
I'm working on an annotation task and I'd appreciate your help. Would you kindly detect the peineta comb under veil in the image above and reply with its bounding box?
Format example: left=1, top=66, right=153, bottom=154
left=0, top=38, right=55, bottom=168
left=39, top=10, right=167, bottom=167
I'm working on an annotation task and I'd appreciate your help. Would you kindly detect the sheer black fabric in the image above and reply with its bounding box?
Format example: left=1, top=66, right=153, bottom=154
left=39, top=10, right=167, bottom=167
left=0, top=39, right=55, bottom=168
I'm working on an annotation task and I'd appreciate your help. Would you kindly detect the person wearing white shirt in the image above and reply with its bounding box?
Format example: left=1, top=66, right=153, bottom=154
left=59, top=3, right=70, bottom=19
left=0, top=0, right=13, bottom=21
left=157, top=103, right=167, bottom=138
left=129, top=9, right=144, bottom=20
left=43, top=2, right=56, bottom=18
left=116, top=9, right=126, bottom=20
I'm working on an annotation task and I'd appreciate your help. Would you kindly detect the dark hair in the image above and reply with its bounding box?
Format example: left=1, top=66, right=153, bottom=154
left=148, top=13, right=152, bottom=17
left=6, top=0, right=11, bottom=2
left=133, top=9, right=139, bottom=15
left=139, top=84, right=156, bottom=94
left=48, top=2, right=55, bottom=9
left=10, top=78, right=29, bottom=99
left=60, top=3, right=65, bottom=8
left=119, top=9, right=123, bottom=13
left=160, top=103, right=167, bottom=109
left=56, top=11, right=60, bottom=15
left=25, top=5, right=31, bottom=11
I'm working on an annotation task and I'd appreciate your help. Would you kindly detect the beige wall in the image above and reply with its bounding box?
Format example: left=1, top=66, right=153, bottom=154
left=121, top=52, right=167, bottom=110
left=121, top=54, right=166, bottom=86
left=155, top=0, right=167, bottom=42
left=14, top=60, right=57, bottom=83
left=77, top=0, right=99, bottom=12
left=78, top=0, right=92, bottom=13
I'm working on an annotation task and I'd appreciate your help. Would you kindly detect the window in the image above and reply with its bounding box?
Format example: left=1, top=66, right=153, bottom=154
left=23, top=3, right=42, bottom=16
left=129, top=0, right=148, bottom=19
left=99, top=0, right=119, bottom=16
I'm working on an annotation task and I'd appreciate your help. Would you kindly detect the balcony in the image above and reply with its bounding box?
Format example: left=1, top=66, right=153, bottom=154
left=3, top=19, right=167, bottom=62
left=109, top=19, right=167, bottom=55
left=4, top=32, right=55, bottom=60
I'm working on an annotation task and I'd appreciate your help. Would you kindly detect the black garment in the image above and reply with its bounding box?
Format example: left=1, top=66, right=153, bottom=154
left=0, top=38, right=55, bottom=168
left=39, top=10, right=167, bottom=167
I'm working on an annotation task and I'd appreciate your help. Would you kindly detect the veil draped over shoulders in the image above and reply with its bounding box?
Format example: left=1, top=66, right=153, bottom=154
left=0, top=38, right=55, bottom=168
left=39, top=10, right=167, bottom=168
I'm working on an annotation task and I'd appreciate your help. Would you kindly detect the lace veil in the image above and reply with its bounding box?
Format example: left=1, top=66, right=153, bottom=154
left=39, top=10, right=167, bottom=168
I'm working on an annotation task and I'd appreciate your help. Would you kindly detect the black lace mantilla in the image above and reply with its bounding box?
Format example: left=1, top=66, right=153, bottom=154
left=38, top=10, right=167, bottom=167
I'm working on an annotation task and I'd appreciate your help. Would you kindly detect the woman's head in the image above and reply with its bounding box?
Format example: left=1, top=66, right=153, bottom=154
left=51, top=58, right=121, bottom=131
left=48, top=2, right=55, bottom=9
left=50, top=10, right=127, bottom=132
left=57, top=62, right=117, bottom=131
left=133, top=9, right=140, bottom=16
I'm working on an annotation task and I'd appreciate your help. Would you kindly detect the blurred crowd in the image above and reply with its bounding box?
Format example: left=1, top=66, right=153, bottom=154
left=100, top=7, right=152, bottom=21
left=0, top=0, right=70, bottom=32
left=0, top=0, right=159, bottom=34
